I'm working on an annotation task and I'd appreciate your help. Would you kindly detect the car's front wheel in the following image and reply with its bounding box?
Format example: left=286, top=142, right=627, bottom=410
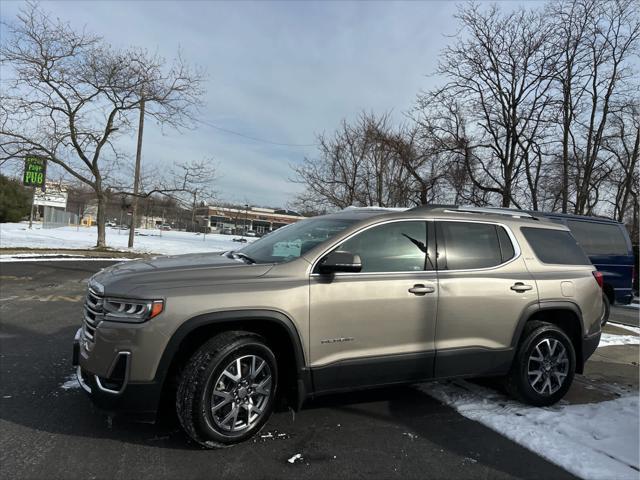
left=505, top=321, right=576, bottom=407
left=176, top=331, right=278, bottom=448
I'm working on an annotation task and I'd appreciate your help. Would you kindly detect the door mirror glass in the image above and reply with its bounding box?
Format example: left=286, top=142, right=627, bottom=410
left=318, top=251, right=362, bottom=274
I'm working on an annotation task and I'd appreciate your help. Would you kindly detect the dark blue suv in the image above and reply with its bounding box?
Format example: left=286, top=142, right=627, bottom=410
left=537, top=212, right=634, bottom=319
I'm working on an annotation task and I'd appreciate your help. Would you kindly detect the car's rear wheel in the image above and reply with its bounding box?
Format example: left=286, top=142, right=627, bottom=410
left=505, top=321, right=575, bottom=407
left=176, top=331, right=277, bottom=448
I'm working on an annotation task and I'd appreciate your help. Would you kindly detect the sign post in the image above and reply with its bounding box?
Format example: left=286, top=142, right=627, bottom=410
left=23, top=156, right=47, bottom=229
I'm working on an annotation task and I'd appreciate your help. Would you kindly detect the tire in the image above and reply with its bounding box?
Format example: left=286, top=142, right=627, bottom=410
left=601, top=294, right=610, bottom=327
left=505, top=321, right=576, bottom=407
left=176, top=331, right=278, bottom=448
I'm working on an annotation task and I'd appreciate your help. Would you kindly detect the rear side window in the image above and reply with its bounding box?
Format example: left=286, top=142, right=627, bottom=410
left=521, top=227, right=590, bottom=265
left=437, top=222, right=515, bottom=270
left=565, top=220, right=629, bottom=256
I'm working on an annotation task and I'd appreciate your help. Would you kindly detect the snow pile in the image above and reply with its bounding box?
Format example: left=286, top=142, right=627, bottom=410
left=0, top=223, right=255, bottom=255
left=422, top=381, right=639, bottom=480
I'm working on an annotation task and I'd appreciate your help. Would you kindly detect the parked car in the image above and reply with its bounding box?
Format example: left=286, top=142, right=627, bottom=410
left=222, top=228, right=233, bottom=235
left=158, top=224, right=172, bottom=231
left=73, top=206, right=603, bottom=447
left=245, top=230, right=257, bottom=237
left=533, top=212, right=634, bottom=325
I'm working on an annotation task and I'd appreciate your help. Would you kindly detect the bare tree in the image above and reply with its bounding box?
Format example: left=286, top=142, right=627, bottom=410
left=547, top=0, right=597, bottom=212
left=423, top=4, right=559, bottom=208
left=602, top=104, right=639, bottom=234
left=549, top=0, right=640, bottom=214
left=293, top=112, right=412, bottom=210
left=0, top=3, right=204, bottom=247
left=169, top=159, right=217, bottom=231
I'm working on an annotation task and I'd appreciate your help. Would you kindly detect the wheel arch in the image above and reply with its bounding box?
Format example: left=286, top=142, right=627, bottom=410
left=155, top=309, right=310, bottom=411
left=512, top=301, right=586, bottom=374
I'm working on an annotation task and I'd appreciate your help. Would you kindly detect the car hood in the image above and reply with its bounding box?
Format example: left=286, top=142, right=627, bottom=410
left=90, top=252, right=274, bottom=296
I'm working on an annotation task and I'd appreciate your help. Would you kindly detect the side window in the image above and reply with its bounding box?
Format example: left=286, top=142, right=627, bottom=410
left=437, top=222, right=512, bottom=270
left=565, top=220, right=629, bottom=256
left=521, top=227, right=590, bottom=265
left=337, top=221, right=427, bottom=273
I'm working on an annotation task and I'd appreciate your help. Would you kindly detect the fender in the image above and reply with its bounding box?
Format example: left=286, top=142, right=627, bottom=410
left=510, top=300, right=585, bottom=348
left=153, top=309, right=310, bottom=404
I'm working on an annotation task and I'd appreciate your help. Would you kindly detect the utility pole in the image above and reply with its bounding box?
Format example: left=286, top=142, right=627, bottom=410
left=128, top=97, right=145, bottom=248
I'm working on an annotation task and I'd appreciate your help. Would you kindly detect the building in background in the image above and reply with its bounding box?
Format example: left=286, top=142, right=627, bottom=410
left=194, top=205, right=303, bottom=234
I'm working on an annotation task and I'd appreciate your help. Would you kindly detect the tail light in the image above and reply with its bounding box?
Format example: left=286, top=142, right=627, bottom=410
left=592, top=271, right=604, bottom=289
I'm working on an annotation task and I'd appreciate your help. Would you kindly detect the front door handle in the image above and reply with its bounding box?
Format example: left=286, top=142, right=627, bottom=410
left=408, top=284, right=435, bottom=295
left=510, top=282, right=533, bottom=293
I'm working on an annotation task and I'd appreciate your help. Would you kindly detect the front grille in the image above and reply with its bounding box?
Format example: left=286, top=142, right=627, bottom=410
left=83, top=288, right=104, bottom=344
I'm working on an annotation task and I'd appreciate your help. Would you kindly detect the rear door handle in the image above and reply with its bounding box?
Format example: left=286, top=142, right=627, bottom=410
left=408, top=284, right=435, bottom=295
left=510, top=282, right=533, bottom=292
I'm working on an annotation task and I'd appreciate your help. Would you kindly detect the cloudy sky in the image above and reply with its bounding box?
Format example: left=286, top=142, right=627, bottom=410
left=1, top=1, right=480, bottom=207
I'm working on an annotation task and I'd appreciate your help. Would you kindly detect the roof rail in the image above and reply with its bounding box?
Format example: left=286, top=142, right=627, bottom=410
left=447, top=206, right=537, bottom=219
left=407, top=204, right=460, bottom=212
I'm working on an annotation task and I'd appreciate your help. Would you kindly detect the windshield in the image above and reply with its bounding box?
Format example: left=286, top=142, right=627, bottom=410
left=237, top=217, right=357, bottom=263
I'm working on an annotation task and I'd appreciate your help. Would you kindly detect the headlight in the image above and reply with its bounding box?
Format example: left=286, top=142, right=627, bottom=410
left=103, top=298, right=164, bottom=323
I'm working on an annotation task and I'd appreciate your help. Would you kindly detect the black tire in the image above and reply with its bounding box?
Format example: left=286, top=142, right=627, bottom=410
left=505, top=321, right=576, bottom=407
left=176, top=331, right=278, bottom=448
left=601, top=294, right=610, bottom=327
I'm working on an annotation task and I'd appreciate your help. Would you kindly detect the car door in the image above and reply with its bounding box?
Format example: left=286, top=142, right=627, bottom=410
left=309, top=220, right=438, bottom=393
left=433, top=220, right=539, bottom=377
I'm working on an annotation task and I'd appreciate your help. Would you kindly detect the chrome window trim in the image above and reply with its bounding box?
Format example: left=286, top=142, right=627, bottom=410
left=308, top=217, right=522, bottom=277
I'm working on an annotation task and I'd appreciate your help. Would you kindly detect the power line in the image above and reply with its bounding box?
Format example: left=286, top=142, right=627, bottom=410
left=196, top=118, right=317, bottom=148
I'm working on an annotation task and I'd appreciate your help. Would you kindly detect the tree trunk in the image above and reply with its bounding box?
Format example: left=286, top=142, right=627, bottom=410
left=95, top=192, right=106, bottom=248
left=561, top=86, right=571, bottom=213
left=618, top=126, right=640, bottom=222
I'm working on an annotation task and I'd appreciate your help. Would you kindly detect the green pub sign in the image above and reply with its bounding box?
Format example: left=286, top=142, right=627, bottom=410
left=23, top=156, right=47, bottom=188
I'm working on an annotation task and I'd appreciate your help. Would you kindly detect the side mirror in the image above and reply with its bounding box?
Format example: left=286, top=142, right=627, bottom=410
left=318, top=250, right=362, bottom=274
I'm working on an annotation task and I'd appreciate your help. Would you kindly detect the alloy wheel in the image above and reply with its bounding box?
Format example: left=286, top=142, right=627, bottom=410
left=210, top=354, right=272, bottom=433
left=527, top=338, right=569, bottom=395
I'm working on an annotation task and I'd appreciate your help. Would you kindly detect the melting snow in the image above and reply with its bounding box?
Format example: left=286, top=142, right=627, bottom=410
left=60, top=374, right=80, bottom=390
left=599, top=333, right=640, bottom=347
left=422, top=381, right=639, bottom=480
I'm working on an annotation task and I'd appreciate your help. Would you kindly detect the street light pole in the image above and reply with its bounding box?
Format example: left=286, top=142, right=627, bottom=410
left=244, top=204, right=249, bottom=236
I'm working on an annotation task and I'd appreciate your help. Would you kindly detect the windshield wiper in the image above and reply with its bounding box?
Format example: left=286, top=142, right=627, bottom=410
left=232, top=252, right=256, bottom=264
left=402, top=233, right=427, bottom=253
left=402, top=233, right=436, bottom=269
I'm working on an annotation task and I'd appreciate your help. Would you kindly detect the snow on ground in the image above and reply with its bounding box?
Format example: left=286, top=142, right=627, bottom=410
left=0, top=222, right=254, bottom=255
left=599, top=333, right=640, bottom=347
left=422, top=380, right=639, bottom=480
left=612, top=324, right=640, bottom=335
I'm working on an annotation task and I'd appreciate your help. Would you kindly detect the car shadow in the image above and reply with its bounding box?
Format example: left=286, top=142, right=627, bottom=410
left=0, top=318, right=574, bottom=477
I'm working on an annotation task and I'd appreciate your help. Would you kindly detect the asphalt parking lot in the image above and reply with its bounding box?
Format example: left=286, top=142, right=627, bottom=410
left=0, top=259, right=623, bottom=480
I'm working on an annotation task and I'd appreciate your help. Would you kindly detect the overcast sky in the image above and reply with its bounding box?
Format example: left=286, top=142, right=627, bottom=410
left=1, top=1, right=484, bottom=207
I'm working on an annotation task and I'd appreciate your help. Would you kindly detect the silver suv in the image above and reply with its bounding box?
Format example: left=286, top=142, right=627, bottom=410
left=72, top=206, right=604, bottom=447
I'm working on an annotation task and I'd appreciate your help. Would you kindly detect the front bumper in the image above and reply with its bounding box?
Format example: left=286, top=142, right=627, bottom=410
left=73, top=328, right=162, bottom=422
